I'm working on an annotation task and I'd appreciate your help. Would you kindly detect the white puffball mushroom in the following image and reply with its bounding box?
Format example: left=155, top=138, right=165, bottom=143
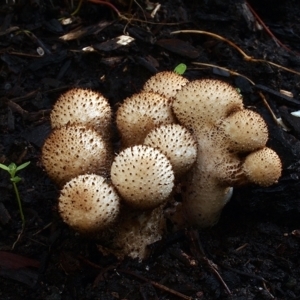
left=116, top=92, right=176, bottom=147
left=143, top=71, right=189, bottom=99
left=172, top=79, right=244, bottom=132
left=50, top=88, right=112, bottom=138
left=42, top=125, right=110, bottom=185
left=218, top=109, right=268, bottom=152
left=111, top=145, right=175, bottom=210
left=144, top=124, right=197, bottom=176
left=58, top=174, right=120, bottom=234
left=242, top=147, right=282, bottom=187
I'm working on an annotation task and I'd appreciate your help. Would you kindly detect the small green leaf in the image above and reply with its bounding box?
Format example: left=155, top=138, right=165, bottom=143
left=11, top=176, right=21, bottom=183
left=8, top=163, right=17, bottom=176
left=174, top=63, right=187, bottom=75
left=16, top=161, right=30, bottom=172
left=0, top=163, right=10, bottom=171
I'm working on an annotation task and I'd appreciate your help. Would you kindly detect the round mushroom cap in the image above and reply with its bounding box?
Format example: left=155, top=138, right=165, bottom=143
left=144, top=124, right=197, bottom=176
left=172, top=79, right=244, bottom=132
left=143, top=71, right=189, bottom=99
left=116, top=92, right=176, bottom=147
left=42, top=125, right=110, bottom=185
left=59, top=174, right=120, bottom=234
left=218, top=109, right=268, bottom=152
left=111, top=145, right=175, bottom=210
left=50, top=88, right=112, bottom=138
left=242, top=147, right=282, bottom=186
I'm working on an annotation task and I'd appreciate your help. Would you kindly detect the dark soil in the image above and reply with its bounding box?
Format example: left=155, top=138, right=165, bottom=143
left=1, top=0, right=300, bottom=299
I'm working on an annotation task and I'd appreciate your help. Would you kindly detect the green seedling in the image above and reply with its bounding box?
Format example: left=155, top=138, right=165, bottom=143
left=174, top=63, right=187, bottom=75
left=0, top=161, right=30, bottom=226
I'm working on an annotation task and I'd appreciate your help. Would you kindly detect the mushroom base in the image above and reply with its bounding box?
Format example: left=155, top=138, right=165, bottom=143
left=97, top=205, right=166, bottom=260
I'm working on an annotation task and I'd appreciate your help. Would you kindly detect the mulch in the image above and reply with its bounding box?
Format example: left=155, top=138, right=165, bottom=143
left=0, top=0, right=300, bottom=299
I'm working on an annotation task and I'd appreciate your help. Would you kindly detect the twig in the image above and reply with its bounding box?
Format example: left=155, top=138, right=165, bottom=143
left=221, top=263, right=267, bottom=283
left=262, top=280, right=275, bottom=299
left=245, top=1, right=299, bottom=56
left=187, top=229, right=232, bottom=295
left=32, top=222, right=53, bottom=236
left=87, top=0, right=122, bottom=16
left=86, top=0, right=185, bottom=25
left=8, top=90, right=39, bottom=103
left=71, top=0, right=84, bottom=15
left=118, top=269, right=193, bottom=300
left=171, top=30, right=300, bottom=76
left=12, top=223, right=25, bottom=250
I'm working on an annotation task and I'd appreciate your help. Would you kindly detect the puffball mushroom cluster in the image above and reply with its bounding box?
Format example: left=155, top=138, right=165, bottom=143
left=41, top=71, right=282, bottom=260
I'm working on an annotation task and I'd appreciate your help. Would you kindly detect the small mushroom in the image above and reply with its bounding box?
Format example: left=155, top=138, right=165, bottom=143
left=58, top=174, right=120, bottom=234
left=50, top=88, right=112, bottom=139
left=218, top=109, right=268, bottom=152
left=42, top=125, right=110, bottom=185
left=143, top=71, right=189, bottom=99
left=242, top=147, right=282, bottom=187
left=144, top=124, right=197, bottom=177
left=110, top=145, right=175, bottom=210
left=116, top=92, right=176, bottom=147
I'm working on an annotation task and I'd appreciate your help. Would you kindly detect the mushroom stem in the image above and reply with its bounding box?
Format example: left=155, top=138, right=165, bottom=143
left=98, top=205, right=166, bottom=260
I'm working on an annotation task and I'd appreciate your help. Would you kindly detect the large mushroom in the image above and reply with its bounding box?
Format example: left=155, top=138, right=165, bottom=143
left=172, top=79, right=282, bottom=227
